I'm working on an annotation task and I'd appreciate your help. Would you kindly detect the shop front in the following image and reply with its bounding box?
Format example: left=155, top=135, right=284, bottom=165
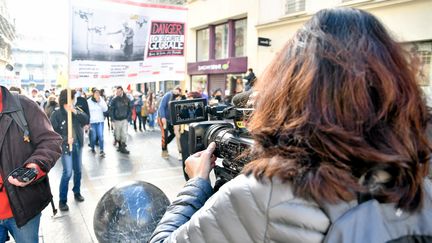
left=187, top=56, right=247, bottom=98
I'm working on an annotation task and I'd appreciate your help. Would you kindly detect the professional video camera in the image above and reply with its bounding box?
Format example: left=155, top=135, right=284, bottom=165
left=169, top=92, right=254, bottom=190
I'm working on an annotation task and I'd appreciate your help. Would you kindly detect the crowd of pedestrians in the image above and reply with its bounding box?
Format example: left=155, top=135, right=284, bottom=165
left=0, top=80, right=238, bottom=242
left=1, top=85, right=172, bottom=214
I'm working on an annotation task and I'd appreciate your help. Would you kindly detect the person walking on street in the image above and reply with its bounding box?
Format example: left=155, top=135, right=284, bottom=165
left=0, top=86, right=62, bottom=243
left=147, top=91, right=157, bottom=131
left=132, top=94, right=144, bottom=132
left=141, top=95, right=148, bottom=131
left=157, top=86, right=182, bottom=159
left=110, top=86, right=131, bottom=154
left=44, top=94, right=58, bottom=118
left=50, top=89, right=89, bottom=212
left=87, top=89, right=108, bottom=157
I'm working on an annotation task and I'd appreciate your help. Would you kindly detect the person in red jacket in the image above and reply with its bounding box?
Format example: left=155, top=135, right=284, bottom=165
left=0, top=86, right=62, bottom=243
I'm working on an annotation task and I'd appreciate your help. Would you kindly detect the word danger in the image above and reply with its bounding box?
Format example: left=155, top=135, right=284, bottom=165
left=151, top=22, right=184, bottom=35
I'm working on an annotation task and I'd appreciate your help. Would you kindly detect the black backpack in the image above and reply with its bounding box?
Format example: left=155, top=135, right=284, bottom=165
left=322, top=179, right=432, bottom=243
left=9, top=94, right=30, bottom=143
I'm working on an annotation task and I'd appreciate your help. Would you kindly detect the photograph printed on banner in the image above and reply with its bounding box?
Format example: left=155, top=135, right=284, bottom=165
left=72, top=7, right=149, bottom=62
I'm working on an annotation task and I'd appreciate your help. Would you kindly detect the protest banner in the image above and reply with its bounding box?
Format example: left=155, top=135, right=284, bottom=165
left=69, top=0, right=187, bottom=87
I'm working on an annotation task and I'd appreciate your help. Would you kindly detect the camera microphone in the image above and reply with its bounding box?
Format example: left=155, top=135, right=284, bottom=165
left=232, top=90, right=253, bottom=108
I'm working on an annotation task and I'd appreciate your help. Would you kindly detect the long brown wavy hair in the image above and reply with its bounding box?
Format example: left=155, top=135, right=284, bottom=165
left=244, top=8, right=430, bottom=211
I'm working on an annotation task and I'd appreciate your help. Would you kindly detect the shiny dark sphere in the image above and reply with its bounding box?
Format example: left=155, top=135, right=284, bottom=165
left=93, top=181, right=170, bottom=243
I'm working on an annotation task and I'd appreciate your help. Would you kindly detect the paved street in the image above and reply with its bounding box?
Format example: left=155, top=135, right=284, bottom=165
left=36, top=125, right=186, bottom=243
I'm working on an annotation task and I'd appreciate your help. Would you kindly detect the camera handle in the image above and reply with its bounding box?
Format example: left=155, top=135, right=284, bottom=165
left=213, top=164, right=236, bottom=193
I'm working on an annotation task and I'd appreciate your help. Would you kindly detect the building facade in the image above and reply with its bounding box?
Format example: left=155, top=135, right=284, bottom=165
left=186, top=0, right=432, bottom=102
left=256, top=0, right=432, bottom=102
left=186, top=0, right=259, bottom=99
left=12, top=45, right=67, bottom=91
left=0, top=0, right=15, bottom=84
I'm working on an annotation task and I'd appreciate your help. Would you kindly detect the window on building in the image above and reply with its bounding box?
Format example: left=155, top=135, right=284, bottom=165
left=165, top=80, right=181, bottom=92
left=191, top=75, right=207, bottom=94
left=234, top=19, right=247, bottom=57
left=405, top=41, right=432, bottom=86
left=285, top=0, right=305, bottom=15
left=215, top=23, right=228, bottom=59
left=197, top=28, right=209, bottom=62
left=148, top=82, right=156, bottom=93
left=226, top=74, right=245, bottom=96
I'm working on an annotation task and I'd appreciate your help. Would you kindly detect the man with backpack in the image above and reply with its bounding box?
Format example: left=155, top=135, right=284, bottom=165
left=0, top=86, right=62, bottom=242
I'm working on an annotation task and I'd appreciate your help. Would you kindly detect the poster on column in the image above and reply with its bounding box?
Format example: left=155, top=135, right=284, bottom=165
left=69, top=0, right=187, bottom=88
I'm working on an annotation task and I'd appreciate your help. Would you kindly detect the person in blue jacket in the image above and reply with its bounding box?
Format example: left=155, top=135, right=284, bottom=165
left=157, top=86, right=182, bottom=159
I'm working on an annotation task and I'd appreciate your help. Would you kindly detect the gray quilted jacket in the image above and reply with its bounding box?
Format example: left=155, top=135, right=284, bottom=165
left=150, top=174, right=330, bottom=243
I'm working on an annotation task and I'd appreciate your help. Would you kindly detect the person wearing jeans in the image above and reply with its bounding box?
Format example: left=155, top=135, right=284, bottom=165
left=90, top=122, right=105, bottom=154
left=87, top=89, right=108, bottom=157
left=0, top=213, right=41, bottom=243
left=59, top=141, right=82, bottom=205
left=146, top=91, right=157, bottom=131
left=0, top=86, right=62, bottom=243
left=51, top=89, right=89, bottom=211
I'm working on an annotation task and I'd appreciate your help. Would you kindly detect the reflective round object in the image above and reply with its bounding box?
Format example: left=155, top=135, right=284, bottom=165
left=93, top=181, right=170, bottom=243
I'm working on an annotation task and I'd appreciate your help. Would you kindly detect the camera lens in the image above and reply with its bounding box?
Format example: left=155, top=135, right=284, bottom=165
left=204, top=124, right=232, bottom=158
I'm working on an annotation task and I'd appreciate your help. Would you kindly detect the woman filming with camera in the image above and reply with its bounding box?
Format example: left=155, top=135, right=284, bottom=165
left=150, top=8, right=432, bottom=243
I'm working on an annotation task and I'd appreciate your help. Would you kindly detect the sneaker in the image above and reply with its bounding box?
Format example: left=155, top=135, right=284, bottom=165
left=59, top=201, right=69, bottom=211
left=90, top=148, right=96, bottom=153
left=74, top=193, right=85, bottom=202
left=100, top=151, right=105, bottom=157
left=161, top=150, right=169, bottom=159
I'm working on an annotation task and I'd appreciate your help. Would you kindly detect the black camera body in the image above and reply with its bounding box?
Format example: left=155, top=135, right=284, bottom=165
left=189, top=120, right=253, bottom=176
left=169, top=98, right=254, bottom=189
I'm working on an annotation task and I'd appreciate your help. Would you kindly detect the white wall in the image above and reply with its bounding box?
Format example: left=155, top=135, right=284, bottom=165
left=366, top=0, right=432, bottom=42
left=255, top=0, right=432, bottom=76
left=186, top=0, right=432, bottom=88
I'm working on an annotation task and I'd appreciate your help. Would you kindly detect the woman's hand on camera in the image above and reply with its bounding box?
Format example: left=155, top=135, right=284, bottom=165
left=185, top=142, right=217, bottom=180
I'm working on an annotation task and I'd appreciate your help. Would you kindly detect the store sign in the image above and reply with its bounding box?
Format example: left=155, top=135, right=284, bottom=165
left=258, top=37, right=271, bottom=47
left=197, top=62, right=230, bottom=71
left=188, top=57, right=247, bottom=75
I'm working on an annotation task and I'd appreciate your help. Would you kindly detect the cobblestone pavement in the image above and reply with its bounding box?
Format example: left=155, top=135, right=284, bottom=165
left=36, top=126, right=186, bottom=243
